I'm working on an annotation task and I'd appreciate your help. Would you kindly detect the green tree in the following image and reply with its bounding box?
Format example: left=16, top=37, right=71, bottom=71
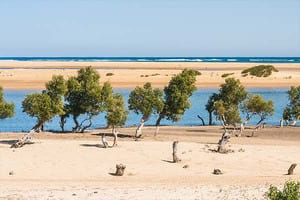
left=22, top=75, right=66, bottom=131
left=241, top=94, right=274, bottom=130
left=0, top=86, right=15, bottom=120
left=64, top=67, right=111, bottom=132
left=205, top=93, right=220, bottom=125
left=155, top=69, right=198, bottom=135
left=283, top=86, right=300, bottom=126
left=209, top=78, right=247, bottom=130
left=128, top=82, right=164, bottom=138
left=105, top=93, right=128, bottom=146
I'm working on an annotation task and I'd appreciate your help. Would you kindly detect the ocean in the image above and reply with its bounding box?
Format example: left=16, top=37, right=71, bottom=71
left=0, top=57, right=300, bottom=63
left=0, top=88, right=289, bottom=132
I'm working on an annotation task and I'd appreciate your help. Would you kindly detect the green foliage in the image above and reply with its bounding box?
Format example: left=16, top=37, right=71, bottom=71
left=106, top=72, right=114, bottom=76
left=45, top=75, right=67, bottom=101
left=283, top=86, right=300, bottom=123
left=241, top=94, right=274, bottom=124
left=0, top=86, right=14, bottom=119
left=22, top=76, right=66, bottom=130
left=158, top=69, right=198, bottom=123
left=221, top=73, right=234, bottom=78
left=205, top=93, right=220, bottom=125
left=128, top=82, right=164, bottom=121
left=266, top=181, right=300, bottom=200
left=64, top=67, right=110, bottom=132
left=106, top=93, right=128, bottom=128
left=241, top=65, right=278, bottom=77
left=209, top=78, right=247, bottom=127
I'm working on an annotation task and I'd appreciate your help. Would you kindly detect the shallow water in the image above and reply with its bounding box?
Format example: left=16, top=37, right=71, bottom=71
left=0, top=88, right=289, bottom=132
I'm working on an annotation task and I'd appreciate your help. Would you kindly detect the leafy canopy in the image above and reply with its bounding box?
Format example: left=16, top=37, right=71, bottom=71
left=160, top=69, right=198, bottom=122
left=22, top=75, right=66, bottom=129
left=128, top=82, right=164, bottom=120
left=283, top=86, right=300, bottom=121
left=212, top=78, right=247, bottom=126
left=0, top=86, right=14, bottom=119
left=106, top=93, right=128, bottom=128
left=241, top=94, right=274, bottom=122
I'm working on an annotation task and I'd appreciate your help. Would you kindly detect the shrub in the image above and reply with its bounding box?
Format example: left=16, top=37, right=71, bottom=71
left=221, top=73, right=234, bottom=78
left=266, top=180, right=300, bottom=200
left=106, top=72, right=114, bottom=76
left=241, top=65, right=278, bottom=77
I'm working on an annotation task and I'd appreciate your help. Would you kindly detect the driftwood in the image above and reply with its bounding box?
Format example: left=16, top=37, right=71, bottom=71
left=213, top=169, right=223, bottom=175
left=10, top=130, right=36, bottom=148
left=288, top=163, right=297, bottom=175
left=217, top=132, right=231, bottom=153
left=101, top=129, right=118, bottom=148
left=115, top=164, right=126, bottom=176
left=172, top=141, right=181, bottom=163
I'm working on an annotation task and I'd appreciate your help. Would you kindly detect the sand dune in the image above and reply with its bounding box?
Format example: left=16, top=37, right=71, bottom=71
left=0, top=61, right=299, bottom=89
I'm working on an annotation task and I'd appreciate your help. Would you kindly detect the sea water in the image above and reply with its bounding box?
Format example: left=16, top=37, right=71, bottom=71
left=0, top=57, right=300, bottom=63
left=0, top=88, right=289, bottom=132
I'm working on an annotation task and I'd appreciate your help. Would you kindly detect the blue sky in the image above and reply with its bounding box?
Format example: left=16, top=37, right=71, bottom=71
left=0, top=0, right=299, bottom=57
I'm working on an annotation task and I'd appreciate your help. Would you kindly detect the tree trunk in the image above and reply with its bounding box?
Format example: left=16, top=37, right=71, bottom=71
left=135, top=117, right=146, bottom=138
left=172, top=141, right=181, bottom=163
left=280, top=118, right=283, bottom=128
left=287, top=163, right=297, bottom=175
left=197, top=115, right=205, bottom=126
left=112, top=127, right=118, bottom=147
left=101, top=134, right=109, bottom=148
left=208, top=111, right=213, bottom=125
left=72, top=115, right=80, bottom=132
left=154, top=115, right=163, bottom=136
left=60, top=115, right=66, bottom=132
left=221, top=115, right=227, bottom=131
left=115, top=164, right=126, bottom=176
left=217, top=132, right=230, bottom=153
left=11, top=129, right=36, bottom=148
left=80, top=118, right=92, bottom=133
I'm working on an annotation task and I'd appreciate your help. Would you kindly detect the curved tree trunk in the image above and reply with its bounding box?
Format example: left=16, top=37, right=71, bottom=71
left=60, top=115, right=66, bottom=132
left=135, top=116, right=147, bottom=138
left=154, top=115, right=163, bottom=136
left=72, top=115, right=80, bottom=132
left=197, top=115, right=205, bottom=126
left=208, top=111, right=213, bottom=125
left=80, top=118, right=92, bottom=133
left=11, top=129, right=37, bottom=148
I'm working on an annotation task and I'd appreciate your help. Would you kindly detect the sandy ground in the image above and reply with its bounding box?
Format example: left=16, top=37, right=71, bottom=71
left=0, top=61, right=299, bottom=89
left=0, top=126, right=299, bottom=199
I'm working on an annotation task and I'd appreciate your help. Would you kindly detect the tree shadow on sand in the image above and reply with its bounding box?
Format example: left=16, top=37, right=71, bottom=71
left=0, top=139, right=35, bottom=146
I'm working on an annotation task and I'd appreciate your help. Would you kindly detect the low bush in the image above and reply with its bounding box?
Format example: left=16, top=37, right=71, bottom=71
left=266, top=180, right=300, bottom=200
left=106, top=72, right=114, bottom=76
left=221, top=73, right=234, bottom=78
left=241, top=65, right=278, bottom=77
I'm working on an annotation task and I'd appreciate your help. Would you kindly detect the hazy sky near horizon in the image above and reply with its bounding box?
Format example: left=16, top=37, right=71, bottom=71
left=0, top=0, right=299, bottom=57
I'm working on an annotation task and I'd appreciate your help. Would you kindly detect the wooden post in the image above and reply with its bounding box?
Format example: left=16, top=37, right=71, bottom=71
left=115, top=164, right=126, bottom=176
left=217, top=132, right=230, bottom=153
left=172, top=141, right=181, bottom=163
left=288, top=163, right=297, bottom=175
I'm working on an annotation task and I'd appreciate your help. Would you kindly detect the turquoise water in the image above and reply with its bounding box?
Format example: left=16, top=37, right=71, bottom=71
left=0, top=57, right=300, bottom=63
left=0, top=88, right=289, bottom=132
